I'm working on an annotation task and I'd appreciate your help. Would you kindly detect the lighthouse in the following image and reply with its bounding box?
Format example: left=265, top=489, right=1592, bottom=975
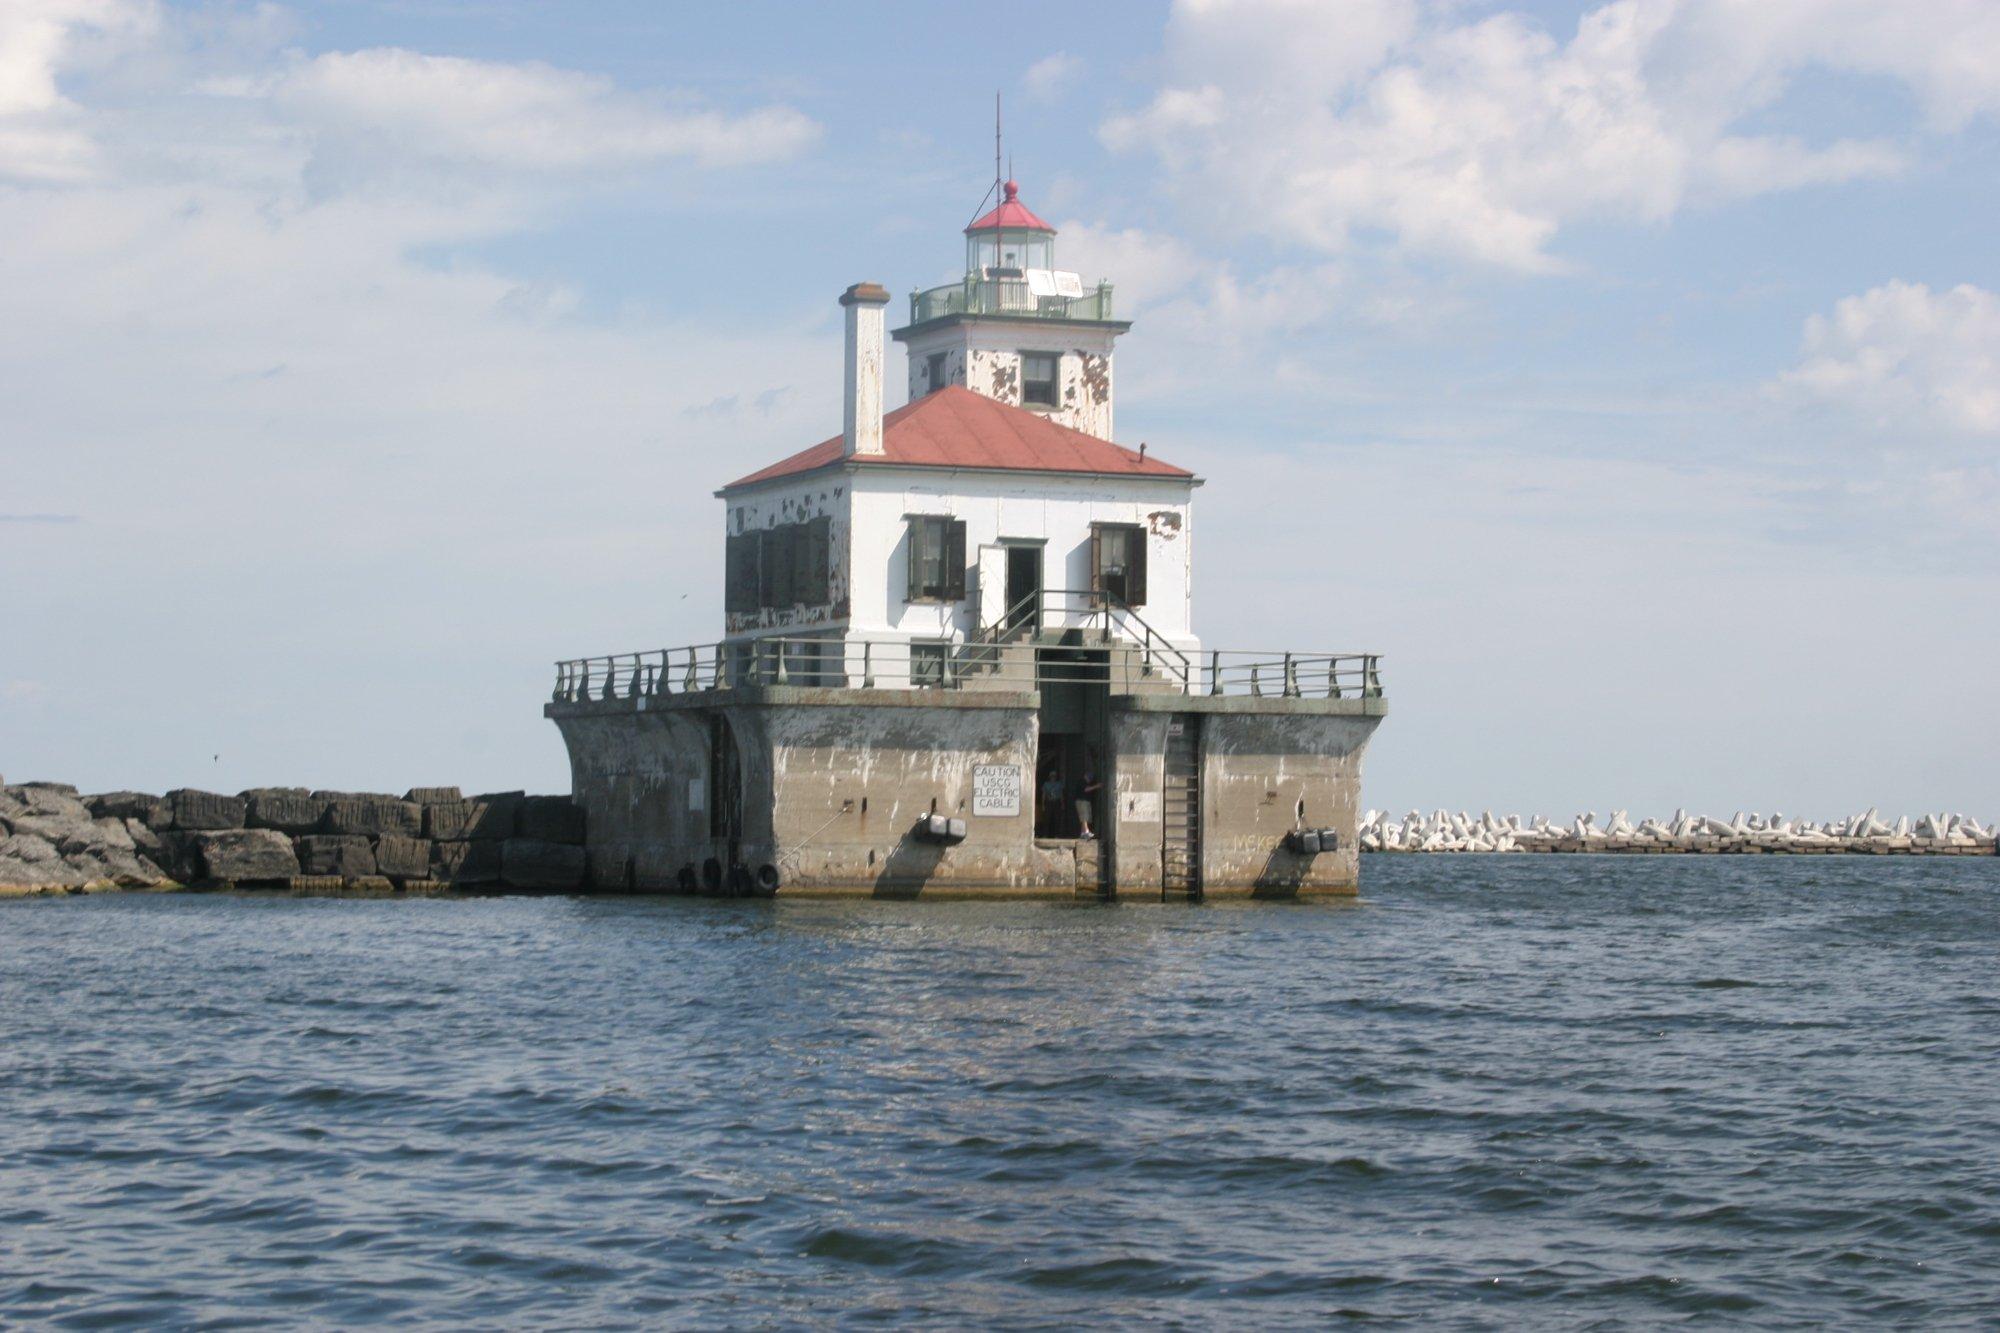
left=547, top=171, right=1386, bottom=901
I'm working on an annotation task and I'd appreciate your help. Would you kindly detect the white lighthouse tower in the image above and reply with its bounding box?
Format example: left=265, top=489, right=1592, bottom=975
left=894, top=179, right=1126, bottom=440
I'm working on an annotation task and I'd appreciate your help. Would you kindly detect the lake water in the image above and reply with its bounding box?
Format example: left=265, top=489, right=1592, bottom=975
left=4, top=856, right=1998, bottom=1327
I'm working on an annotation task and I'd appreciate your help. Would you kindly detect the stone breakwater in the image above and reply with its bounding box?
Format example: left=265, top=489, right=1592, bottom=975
left=1362, top=808, right=1998, bottom=855
left=0, top=782, right=588, bottom=895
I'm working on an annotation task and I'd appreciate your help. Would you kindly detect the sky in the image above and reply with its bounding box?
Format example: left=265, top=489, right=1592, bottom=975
left=2, top=0, right=1997, bottom=821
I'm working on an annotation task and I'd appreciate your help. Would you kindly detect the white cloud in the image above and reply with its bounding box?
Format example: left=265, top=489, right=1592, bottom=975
left=0, top=0, right=155, bottom=180
left=1778, top=281, right=2000, bottom=434
left=272, top=48, right=820, bottom=173
left=1101, top=0, right=1995, bottom=271
left=1022, top=51, right=1083, bottom=100
left=0, top=2, right=838, bottom=793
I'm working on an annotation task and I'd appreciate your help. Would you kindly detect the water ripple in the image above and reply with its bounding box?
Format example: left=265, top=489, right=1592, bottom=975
left=1, top=855, right=1996, bottom=1326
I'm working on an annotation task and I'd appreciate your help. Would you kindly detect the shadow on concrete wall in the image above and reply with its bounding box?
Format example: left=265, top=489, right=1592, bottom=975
left=871, top=826, right=947, bottom=899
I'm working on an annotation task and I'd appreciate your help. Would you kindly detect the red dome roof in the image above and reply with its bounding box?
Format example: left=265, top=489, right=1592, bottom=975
left=965, top=180, right=1054, bottom=234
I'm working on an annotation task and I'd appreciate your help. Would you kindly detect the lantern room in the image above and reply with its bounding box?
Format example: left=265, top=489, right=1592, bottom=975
left=966, top=179, right=1055, bottom=275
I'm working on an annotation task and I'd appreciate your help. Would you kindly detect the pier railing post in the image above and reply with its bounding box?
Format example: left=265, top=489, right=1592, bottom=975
left=1284, top=653, right=1299, bottom=698
left=862, top=641, right=875, bottom=689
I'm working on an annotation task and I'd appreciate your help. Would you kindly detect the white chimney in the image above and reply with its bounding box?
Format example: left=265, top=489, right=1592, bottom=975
left=840, top=282, right=890, bottom=458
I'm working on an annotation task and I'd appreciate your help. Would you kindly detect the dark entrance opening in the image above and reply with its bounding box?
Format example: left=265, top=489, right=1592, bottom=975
left=1004, top=543, right=1042, bottom=633
left=1034, top=644, right=1108, bottom=842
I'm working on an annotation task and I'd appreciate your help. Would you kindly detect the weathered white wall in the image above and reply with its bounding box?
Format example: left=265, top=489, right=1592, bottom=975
left=845, top=466, right=1197, bottom=650
left=721, top=475, right=851, bottom=636
left=899, top=322, right=1119, bottom=440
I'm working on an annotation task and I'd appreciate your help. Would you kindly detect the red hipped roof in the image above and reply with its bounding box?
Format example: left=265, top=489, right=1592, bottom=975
left=721, top=386, right=1193, bottom=491
left=965, top=180, right=1053, bottom=233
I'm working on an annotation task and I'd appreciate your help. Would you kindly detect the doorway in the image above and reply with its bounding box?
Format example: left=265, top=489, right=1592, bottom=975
left=1004, top=543, right=1043, bottom=634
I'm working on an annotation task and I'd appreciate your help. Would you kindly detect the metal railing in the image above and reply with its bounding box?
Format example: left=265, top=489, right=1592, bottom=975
left=552, top=636, right=1382, bottom=704
left=977, top=589, right=1194, bottom=691
left=910, top=278, right=1115, bottom=325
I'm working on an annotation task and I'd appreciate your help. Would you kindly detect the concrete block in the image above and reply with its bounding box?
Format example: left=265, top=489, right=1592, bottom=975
left=404, top=787, right=462, bottom=805
left=431, top=838, right=501, bottom=884
left=288, top=876, right=345, bottom=893
left=423, top=797, right=520, bottom=840
left=501, top=838, right=586, bottom=890
left=246, top=792, right=329, bottom=835
left=297, top=835, right=375, bottom=878
left=321, top=799, right=421, bottom=839
left=373, top=835, right=431, bottom=880
left=239, top=787, right=310, bottom=800
left=193, top=829, right=299, bottom=884
left=310, top=790, right=398, bottom=803
left=518, top=796, right=585, bottom=845
left=168, top=789, right=246, bottom=831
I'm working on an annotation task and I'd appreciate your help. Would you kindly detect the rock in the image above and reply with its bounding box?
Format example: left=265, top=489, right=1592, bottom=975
left=88, top=791, right=170, bottom=825
left=373, top=835, right=431, bottom=880
left=239, top=787, right=310, bottom=800
left=5, top=784, right=93, bottom=822
left=193, top=829, right=299, bottom=884
left=403, top=787, right=462, bottom=805
left=154, top=831, right=201, bottom=884
left=0, top=832, right=86, bottom=890
left=246, top=792, right=328, bottom=835
left=63, top=843, right=168, bottom=888
left=124, top=817, right=165, bottom=860
left=431, top=838, right=501, bottom=885
left=297, top=835, right=376, bottom=879
left=7, top=812, right=102, bottom=853
left=427, top=795, right=517, bottom=840
left=168, top=789, right=247, bottom=831
left=501, top=838, right=586, bottom=890
left=518, top=796, right=585, bottom=845
left=310, top=790, right=398, bottom=803
left=321, top=799, right=421, bottom=839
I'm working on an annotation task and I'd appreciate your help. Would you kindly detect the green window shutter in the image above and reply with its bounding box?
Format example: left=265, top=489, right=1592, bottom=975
left=944, top=520, right=966, bottom=601
left=725, top=533, right=755, bottom=614
left=762, top=528, right=792, bottom=609
left=1089, top=524, right=1104, bottom=603
left=809, top=516, right=831, bottom=604
left=906, top=519, right=925, bottom=602
left=1129, top=527, right=1148, bottom=606
left=791, top=521, right=813, bottom=605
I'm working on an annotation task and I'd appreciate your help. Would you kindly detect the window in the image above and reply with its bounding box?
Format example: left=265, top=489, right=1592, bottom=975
left=1021, top=352, right=1059, bottom=407
left=1091, top=523, right=1148, bottom=607
left=906, top=516, right=966, bottom=602
left=926, top=351, right=949, bottom=394
left=910, top=641, right=948, bottom=686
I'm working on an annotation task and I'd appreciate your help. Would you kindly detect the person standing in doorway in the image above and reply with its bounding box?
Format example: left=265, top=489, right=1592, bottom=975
left=1077, top=752, right=1102, bottom=840
left=1039, top=765, right=1066, bottom=838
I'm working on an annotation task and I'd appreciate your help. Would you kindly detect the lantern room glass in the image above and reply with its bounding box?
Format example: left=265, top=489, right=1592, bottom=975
left=969, top=229, right=1053, bottom=276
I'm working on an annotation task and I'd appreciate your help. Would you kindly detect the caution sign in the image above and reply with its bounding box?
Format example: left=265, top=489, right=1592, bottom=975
left=972, top=764, right=1022, bottom=817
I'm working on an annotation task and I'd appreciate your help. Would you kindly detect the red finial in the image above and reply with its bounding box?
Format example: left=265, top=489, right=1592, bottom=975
left=1003, top=179, right=1019, bottom=202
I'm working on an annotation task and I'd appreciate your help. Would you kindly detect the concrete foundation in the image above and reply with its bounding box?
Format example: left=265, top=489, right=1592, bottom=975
left=548, top=685, right=1385, bottom=901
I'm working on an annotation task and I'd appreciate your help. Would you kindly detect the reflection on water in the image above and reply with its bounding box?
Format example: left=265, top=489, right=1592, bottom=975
left=3, top=856, right=1998, bottom=1326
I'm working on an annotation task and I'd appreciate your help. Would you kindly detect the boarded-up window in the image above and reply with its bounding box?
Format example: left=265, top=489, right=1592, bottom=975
left=725, top=532, right=758, bottom=615
left=1091, top=523, right=1147, bottom=607
left=906, top=516, right=966, bottom=602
